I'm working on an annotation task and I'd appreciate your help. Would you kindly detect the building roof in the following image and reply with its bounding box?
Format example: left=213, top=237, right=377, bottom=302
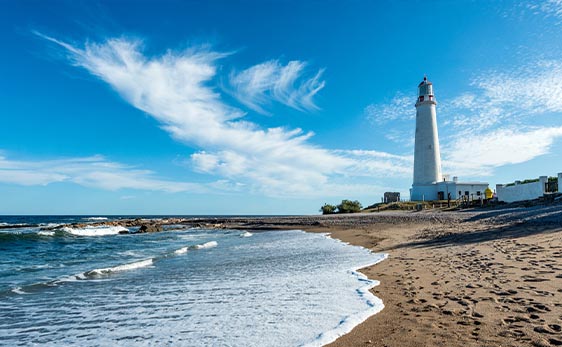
left=437, top=181, right=489, bottom=185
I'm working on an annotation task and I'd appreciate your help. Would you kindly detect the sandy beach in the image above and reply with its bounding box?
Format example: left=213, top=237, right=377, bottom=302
left=302, top=205, right=562, bottom=347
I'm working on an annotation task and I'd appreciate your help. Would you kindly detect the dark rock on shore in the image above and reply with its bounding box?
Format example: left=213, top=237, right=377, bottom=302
left=138, top=224, right=163, bottom=233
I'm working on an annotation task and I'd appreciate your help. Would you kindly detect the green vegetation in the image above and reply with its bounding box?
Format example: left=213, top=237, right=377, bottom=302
left=319, top=204, right=337, bottom=215
left=504, top=177, right=560, bottom=186
left=364, top=201, right=435, bottom=212
left=337, top=199, right=363, bottom=213
left=505, top=178, right=540, bottom=187
left=319, top=200, right=363, bottom=214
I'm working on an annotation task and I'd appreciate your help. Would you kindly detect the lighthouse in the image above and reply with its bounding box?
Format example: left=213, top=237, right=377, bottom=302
left=411, top=76, right=443, bottom=201
left=410, top=76, right=489, bottom=202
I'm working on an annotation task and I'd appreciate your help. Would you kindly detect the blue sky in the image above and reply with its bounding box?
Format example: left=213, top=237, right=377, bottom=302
left=1, top=0, right=562, bottom=214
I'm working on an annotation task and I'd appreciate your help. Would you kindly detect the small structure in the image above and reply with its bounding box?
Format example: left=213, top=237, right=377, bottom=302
left=496, top=173, right=561, bottom=203
left=383, top=192, right=400, bottom=203
left=410, top=76, right=489, bottom=201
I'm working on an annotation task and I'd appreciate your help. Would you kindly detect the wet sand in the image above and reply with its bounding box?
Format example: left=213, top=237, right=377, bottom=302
left=310, top=206, right=562, bottom=347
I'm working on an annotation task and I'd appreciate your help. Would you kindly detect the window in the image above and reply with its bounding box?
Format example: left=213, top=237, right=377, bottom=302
left=476, top=191, right=481, bottom=196
left=458, top=191, right=461, bottom=196
left=465, top=191, right=469, bottom=196
left=419, top=96, right=424, bottom=102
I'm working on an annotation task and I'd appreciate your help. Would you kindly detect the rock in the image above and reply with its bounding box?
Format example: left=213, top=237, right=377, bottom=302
left=138, top=224, right=163, bottom=233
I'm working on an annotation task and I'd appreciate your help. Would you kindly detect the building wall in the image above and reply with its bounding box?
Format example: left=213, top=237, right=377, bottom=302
left=410, top=184, right=438, bottom=201
left=435, top=182, right=489, bottom=200
left=383, top=192, right=400, bottom=203
left=496, top=176, right=547, bottom=203
left=412, top=182, right=489, bottom=201
left=453, top=183, right=489, bottom=200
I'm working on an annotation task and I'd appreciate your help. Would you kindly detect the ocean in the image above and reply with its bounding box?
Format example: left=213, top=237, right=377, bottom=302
left=0, top=216, right=386, bottom=346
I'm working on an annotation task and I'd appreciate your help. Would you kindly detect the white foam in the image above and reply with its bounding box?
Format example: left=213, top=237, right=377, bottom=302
left=86, top=259, right=153, bottom=277
left=40, top=223, right=62, bottom=228
left=193, top=241, right=218, bottom=249
left=174, top=247, right=188, bottom=254
left=37, top=231, right=55, bottom=236
left=303, top=253, right=388, bottom=347
left=240, top=232, right=253, bottom=237
left=62, top=225, right=128, bottom=236
left=83, top=217, right=108, bottom=221
left=11, top=287, right=28, bottom=295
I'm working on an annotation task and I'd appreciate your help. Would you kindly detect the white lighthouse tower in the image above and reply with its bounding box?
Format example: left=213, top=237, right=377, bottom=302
left=411, top=76, right=443, bottom=201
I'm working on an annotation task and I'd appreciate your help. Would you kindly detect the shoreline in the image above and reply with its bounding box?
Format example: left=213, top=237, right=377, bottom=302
left=305, top=207, right=562, bottom=347
left=41, top=204, right=562, bottom=346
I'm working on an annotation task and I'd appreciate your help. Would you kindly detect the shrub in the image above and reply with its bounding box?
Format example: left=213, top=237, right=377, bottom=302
left=337, top=199, right=363, bottom=213
left=320, top=204, right=337, bottom=215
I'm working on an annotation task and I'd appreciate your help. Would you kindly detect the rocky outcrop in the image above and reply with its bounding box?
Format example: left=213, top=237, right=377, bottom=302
left=138, top=224, right=163, bottom=233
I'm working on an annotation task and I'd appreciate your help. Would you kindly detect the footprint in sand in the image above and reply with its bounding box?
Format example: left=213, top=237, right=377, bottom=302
left=522, top=275, right=549, bottom=282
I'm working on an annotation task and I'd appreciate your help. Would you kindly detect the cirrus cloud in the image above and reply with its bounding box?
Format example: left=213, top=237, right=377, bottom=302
left=36, top=33, right=411, bottom=197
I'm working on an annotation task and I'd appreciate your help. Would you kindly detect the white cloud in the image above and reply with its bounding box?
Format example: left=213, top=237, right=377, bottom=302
left=441, top=61, right=562, bottom=174
left=39, top=34, right=411, bottom=197
left=228, top=60, right=325, bottom=114
left=0, top=154, right=202, bottom=192
left=364, top=92, right=414, bottom=124
left=443, top=127, right=562, bottom=174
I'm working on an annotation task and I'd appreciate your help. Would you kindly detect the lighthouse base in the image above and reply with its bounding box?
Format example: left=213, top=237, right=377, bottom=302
left=411, top=181, right=489, bottom=202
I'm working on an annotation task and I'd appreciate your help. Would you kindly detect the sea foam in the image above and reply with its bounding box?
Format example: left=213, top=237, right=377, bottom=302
left=174, top=240, right=218, bottom=254
left=83, top=217, right=108, bottom=221
left=193, top=241, right=218, bottom=249
left=84, top=259, right=153, bottom=277
left=303, top=254, right=388, bottom=347
left=174, top=247, right=188, bottom=254
left=37, top=231, right=55, bottom=236
left=62, top=225, right=128, bottom=236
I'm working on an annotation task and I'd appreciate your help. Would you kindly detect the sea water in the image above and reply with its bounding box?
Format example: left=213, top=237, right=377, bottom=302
left=0, top=216, right=386, bottom=346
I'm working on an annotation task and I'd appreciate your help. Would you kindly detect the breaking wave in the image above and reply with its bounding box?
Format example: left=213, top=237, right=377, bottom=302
left=83, top=217, right=108, bottom=221
left=174, top=241, right=218, bottom=254
left=61, top=225, right=129, bottom=236
left=37, top=231, right=55, bottom=236
left=193, top=241, right=218, bottom=249
left=83, top=259, right=154, bottom=278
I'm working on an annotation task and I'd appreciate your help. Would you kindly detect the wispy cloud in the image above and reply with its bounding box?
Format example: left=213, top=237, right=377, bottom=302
left=527, top=0, right=562, bottom=21
left=364, top=92, right=414, bottom=124
left=228, top=60, right=325, bottom=115
left=444, top=60, right=562, bottom=130
left=0, top=154, right=203, bottom=192
left=38, top=34, right=410, bottom=197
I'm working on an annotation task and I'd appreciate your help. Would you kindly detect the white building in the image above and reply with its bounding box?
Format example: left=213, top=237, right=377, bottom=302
left=496, top=173, right=562, bottom=203
left=410, top=77, right=488, bottom=201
